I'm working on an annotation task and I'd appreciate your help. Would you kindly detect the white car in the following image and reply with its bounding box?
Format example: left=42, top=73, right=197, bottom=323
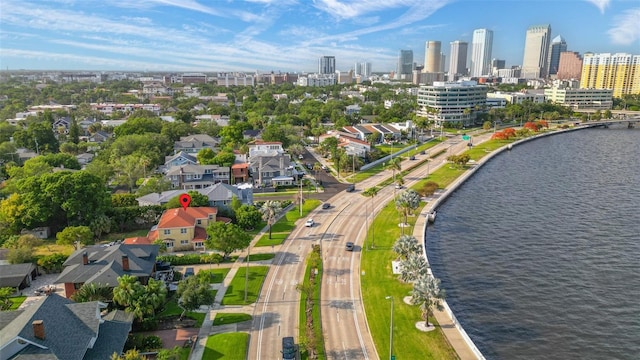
left=305, top=219, right=315, bottom=227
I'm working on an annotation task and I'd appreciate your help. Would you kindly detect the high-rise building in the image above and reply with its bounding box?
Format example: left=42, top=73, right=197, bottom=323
left=319, top=56, right=336, bottom=74
left=397, top=50, right=414, bottom=80
left=470, top=29, right=493, bottom=77
left=417, top=81, right=488, bottom=126
left=440, top=54, right=446, bottom=73
left=580, top=53, right=640, bottom=97
left=556, top=51, right=583, bottom=80
left=448, top=41, right=468, bottom=79
left=424, top=41, right=441, bottom=73
left=522, top=24, right=552, bottom=79
left=548, top=35, right=567, bottom=76
left=355, top=62, right=372, bottom=77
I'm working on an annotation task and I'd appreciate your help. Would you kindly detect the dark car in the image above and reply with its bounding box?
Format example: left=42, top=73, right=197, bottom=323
left=345, top=242, right=354, bottom=251
left=184, top=267, right=195, bottom=278
left=322, top=203, right=331, bottom=209
left=409, top=155, right=416, bottom=160
left=282, top=336, right=296, bottom=360
left=345, top=184, right=355, bottom=192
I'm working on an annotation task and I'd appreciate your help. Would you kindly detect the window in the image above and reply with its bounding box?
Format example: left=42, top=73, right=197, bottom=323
left=180, top=240, right=189, bottom=245
left=195, top=242, right=203, bottom=248
left=165, top=241, right=174, bottom=247
left=180, top=228, right=188, bottom=234
left=164, top=229, right=171, bottom=235
left=197, top=219, right=202, bottom=225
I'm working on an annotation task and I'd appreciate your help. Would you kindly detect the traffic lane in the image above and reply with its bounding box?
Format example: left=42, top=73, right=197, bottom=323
left=250, top=217, right=319, bottom=359
left=320, top=200, right=376, bottom=360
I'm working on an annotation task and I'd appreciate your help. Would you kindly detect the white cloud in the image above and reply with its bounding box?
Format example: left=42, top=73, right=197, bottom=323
left=584, top=0, right=610, bottom=14
left=607, top=8, right=640, bottom=45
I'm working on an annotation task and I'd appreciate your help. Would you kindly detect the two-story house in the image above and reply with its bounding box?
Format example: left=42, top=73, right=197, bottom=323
left=136, top=183, right=253, bottom=208
left=147, top=207, right=229, bottom=252
left=165, top=164, right=230, bottom=189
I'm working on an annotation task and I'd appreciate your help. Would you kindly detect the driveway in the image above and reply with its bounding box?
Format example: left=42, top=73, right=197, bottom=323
left=143, top=328, right=199, bottom=349
left=18, top=273, right=65, bottom=309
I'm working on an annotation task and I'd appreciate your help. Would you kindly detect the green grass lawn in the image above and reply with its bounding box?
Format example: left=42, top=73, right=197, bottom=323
left=203, top=333, right=249, bottom=360
left=9, top=296, right=27, bottom=310
left=362, top=202, right=458, bottom=360
left=158, top=297, right=208, bottom=327
left=221, top=266, right=269, bottom=305
left=179, top=346, right=191, bottom=360
left=245, top=253, right=275, bottom=262
left=197, top=268, right=231, bottom=283
left=255, top=232, right=288, bottom=247
left=212, top=313, right=252, bottom=326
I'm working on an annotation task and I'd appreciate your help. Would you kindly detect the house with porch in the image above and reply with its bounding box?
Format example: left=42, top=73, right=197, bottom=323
left=165, top=164, right=230, bottom=189
left=147, top=207, right=229, bottom=252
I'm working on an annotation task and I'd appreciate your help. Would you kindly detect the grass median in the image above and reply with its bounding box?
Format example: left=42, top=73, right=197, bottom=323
left=203, top=332, right=249, bottom=360
left=221, top=265, right=269, bottom=305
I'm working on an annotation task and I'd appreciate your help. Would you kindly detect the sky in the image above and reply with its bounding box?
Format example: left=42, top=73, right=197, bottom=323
left=0, top=0, right=639, bottom=73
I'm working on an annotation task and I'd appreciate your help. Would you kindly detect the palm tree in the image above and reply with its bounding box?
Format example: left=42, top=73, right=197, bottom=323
left=410, top=274, right=446, bottom=327
left=362, top=186, right=379, bottom=248
left=71, top=283, right=113, bottom=303
left=399, top=252, right=429, bottom=283
left=386, top=157, right=401, bottom=183
left=392, top=235, right=422, bottom=261
left=394, top=189, right=421, bottom=233
left=259, top=200, right=282, bottom=239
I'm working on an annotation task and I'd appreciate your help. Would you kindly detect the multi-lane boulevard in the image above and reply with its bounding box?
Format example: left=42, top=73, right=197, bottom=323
left=248, top=132, right=492, bottom=359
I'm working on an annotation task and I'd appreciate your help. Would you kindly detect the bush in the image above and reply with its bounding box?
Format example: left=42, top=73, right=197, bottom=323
left=125, top=334, right=163, bottom=351
left=156, top=253, right=223, bottom=266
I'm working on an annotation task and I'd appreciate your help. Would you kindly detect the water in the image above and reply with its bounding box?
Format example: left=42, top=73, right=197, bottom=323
left=426, top=128, right=640, bottom=360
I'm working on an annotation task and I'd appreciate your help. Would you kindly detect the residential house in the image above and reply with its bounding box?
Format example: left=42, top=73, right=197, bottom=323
left=248, top=140, right=284, bottom=157
left=147, top=207, right=225, bottom=252
left=242, top=129, right=261, bottom=140
left=0, top=294, right=133, bottom=360
left=15, top=148, right=38, bottom=162
left=52, top=117, right=71, bottom=135
left=54, top=244, right=158, bottom=299
left=173, top=134, right=219, bottom=154
left=248, top=153, right=294, bottom=187
left=136, top=183, right=253, bottom=208
left=319, top=131, right=371, bottom=158
left=0, top=263, right=38, bottom=291
left=165, top=164, right=230, bottom=189
left=163, top=151, right=197, bottom=173
left=76, top=153, right=94, bottom=166
left=89, top=131, right=111, bottom=143
left=231, top=163, right=249, bottom=184
left=21, top=227, right=50, bottom=239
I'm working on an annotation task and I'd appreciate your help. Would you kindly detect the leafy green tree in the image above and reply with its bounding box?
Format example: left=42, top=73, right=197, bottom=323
left=259, top=200, right=282, bottom=239
left=161, top=121, right=192, bottom=142
left=71, top=283, right=113, bottom=303
left=112, top=193, right=139, bottom=207
left=113, top=116, right=163, bottom=137
left=205, top=222, right=252, bottom=259
left=177, top=276, right=215, bottom=311
left=235, top=204, right=262, bottom=230
left=136, top=176, right=172, bottom=196
left=156, top=346, right=183, bottom=360
left=197, top=148, right=216, bottom=165
left=111, top=349, right=145, bottom=360
left=37, top=253, right=68, bottom=273
left=213, top=150, right=236, bottom=167
left=0, top=122, right=17, bottom=143
left=84, top=158, right=114, bottom=184
left=165, top=191, right=209, bottom=209
left=399, top=252, right=429, bottom=283
left=113, top=275, right=166, bottom=321
left=68, top=117, right=81, bottom=144
left=12, top=121, right=59, bottom=153
left=90, top=214, right=112, bottom=240
left=113, top=155, right=147, bottom=192
left=0, top=287, right=16, bottom=311
left=56, top=226, right=93, bottom=249
left=410, top=274, right=446, bottom=327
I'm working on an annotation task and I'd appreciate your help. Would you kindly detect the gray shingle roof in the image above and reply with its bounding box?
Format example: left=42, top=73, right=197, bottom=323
left=55, top=244, right=158, bottom=287
left=0, top=295, right=133, bottom=360
left=0, top=263, right=36, bottom=288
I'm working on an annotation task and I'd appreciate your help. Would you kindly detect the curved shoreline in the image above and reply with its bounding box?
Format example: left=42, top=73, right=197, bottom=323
left=417, top=126, right=585, bottom=360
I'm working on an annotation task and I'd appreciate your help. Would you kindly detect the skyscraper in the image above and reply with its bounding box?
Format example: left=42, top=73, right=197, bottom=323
left=522, top=24, right=552, bottom=79
left=319, top=56, right=336, bottom=74
left=547, top=35, right=567, bottom=76
left=470, top=29, right=493, bottom=77
left=580, top=52, right=640, bottom=97
left=355, top=62, right=372, bottom=77
left=397, top=50, right=414, bottom=80
left=424, top=41, right=441, bottom=73
left=448, top=40, right=468, bottom=79
left=557, top=51, right=583, bottom=80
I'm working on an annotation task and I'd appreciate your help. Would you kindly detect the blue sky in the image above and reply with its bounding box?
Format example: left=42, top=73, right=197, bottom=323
left=0, top=0, right=638, bottom=73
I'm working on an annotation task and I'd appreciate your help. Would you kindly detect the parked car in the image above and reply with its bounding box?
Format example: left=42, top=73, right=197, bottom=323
left=409, top=155, right=416, bottom=160
left=322, top=203, right=331, bottom=209
left=184, top=267, right=195, bottom=278
left=345, top=184, right=355, bottom=192
left=305, top=218, right=315, bottom=227
left=345, top=242, right=354, bottom=251
left=282, top=337, right=296, bottom=360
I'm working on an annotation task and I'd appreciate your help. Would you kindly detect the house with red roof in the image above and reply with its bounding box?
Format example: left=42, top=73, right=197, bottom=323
left=147, top=207, right=225, bottom=252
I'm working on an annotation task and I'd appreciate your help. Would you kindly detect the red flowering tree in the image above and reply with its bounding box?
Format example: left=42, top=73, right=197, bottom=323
left=523, top=122, right=540, bottom=132
left=503, top=128, right=517, bottom=138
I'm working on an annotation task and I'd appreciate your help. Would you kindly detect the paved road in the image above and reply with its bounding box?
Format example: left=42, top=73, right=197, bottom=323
left=249, top=134, right=492, bottom=360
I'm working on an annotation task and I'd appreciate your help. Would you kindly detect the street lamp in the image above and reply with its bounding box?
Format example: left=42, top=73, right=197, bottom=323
left=385, top=296, right=394, bottom=360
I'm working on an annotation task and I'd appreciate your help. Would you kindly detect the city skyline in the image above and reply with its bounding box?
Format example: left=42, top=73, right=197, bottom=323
left=0, top=0, right=638, bottom=73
